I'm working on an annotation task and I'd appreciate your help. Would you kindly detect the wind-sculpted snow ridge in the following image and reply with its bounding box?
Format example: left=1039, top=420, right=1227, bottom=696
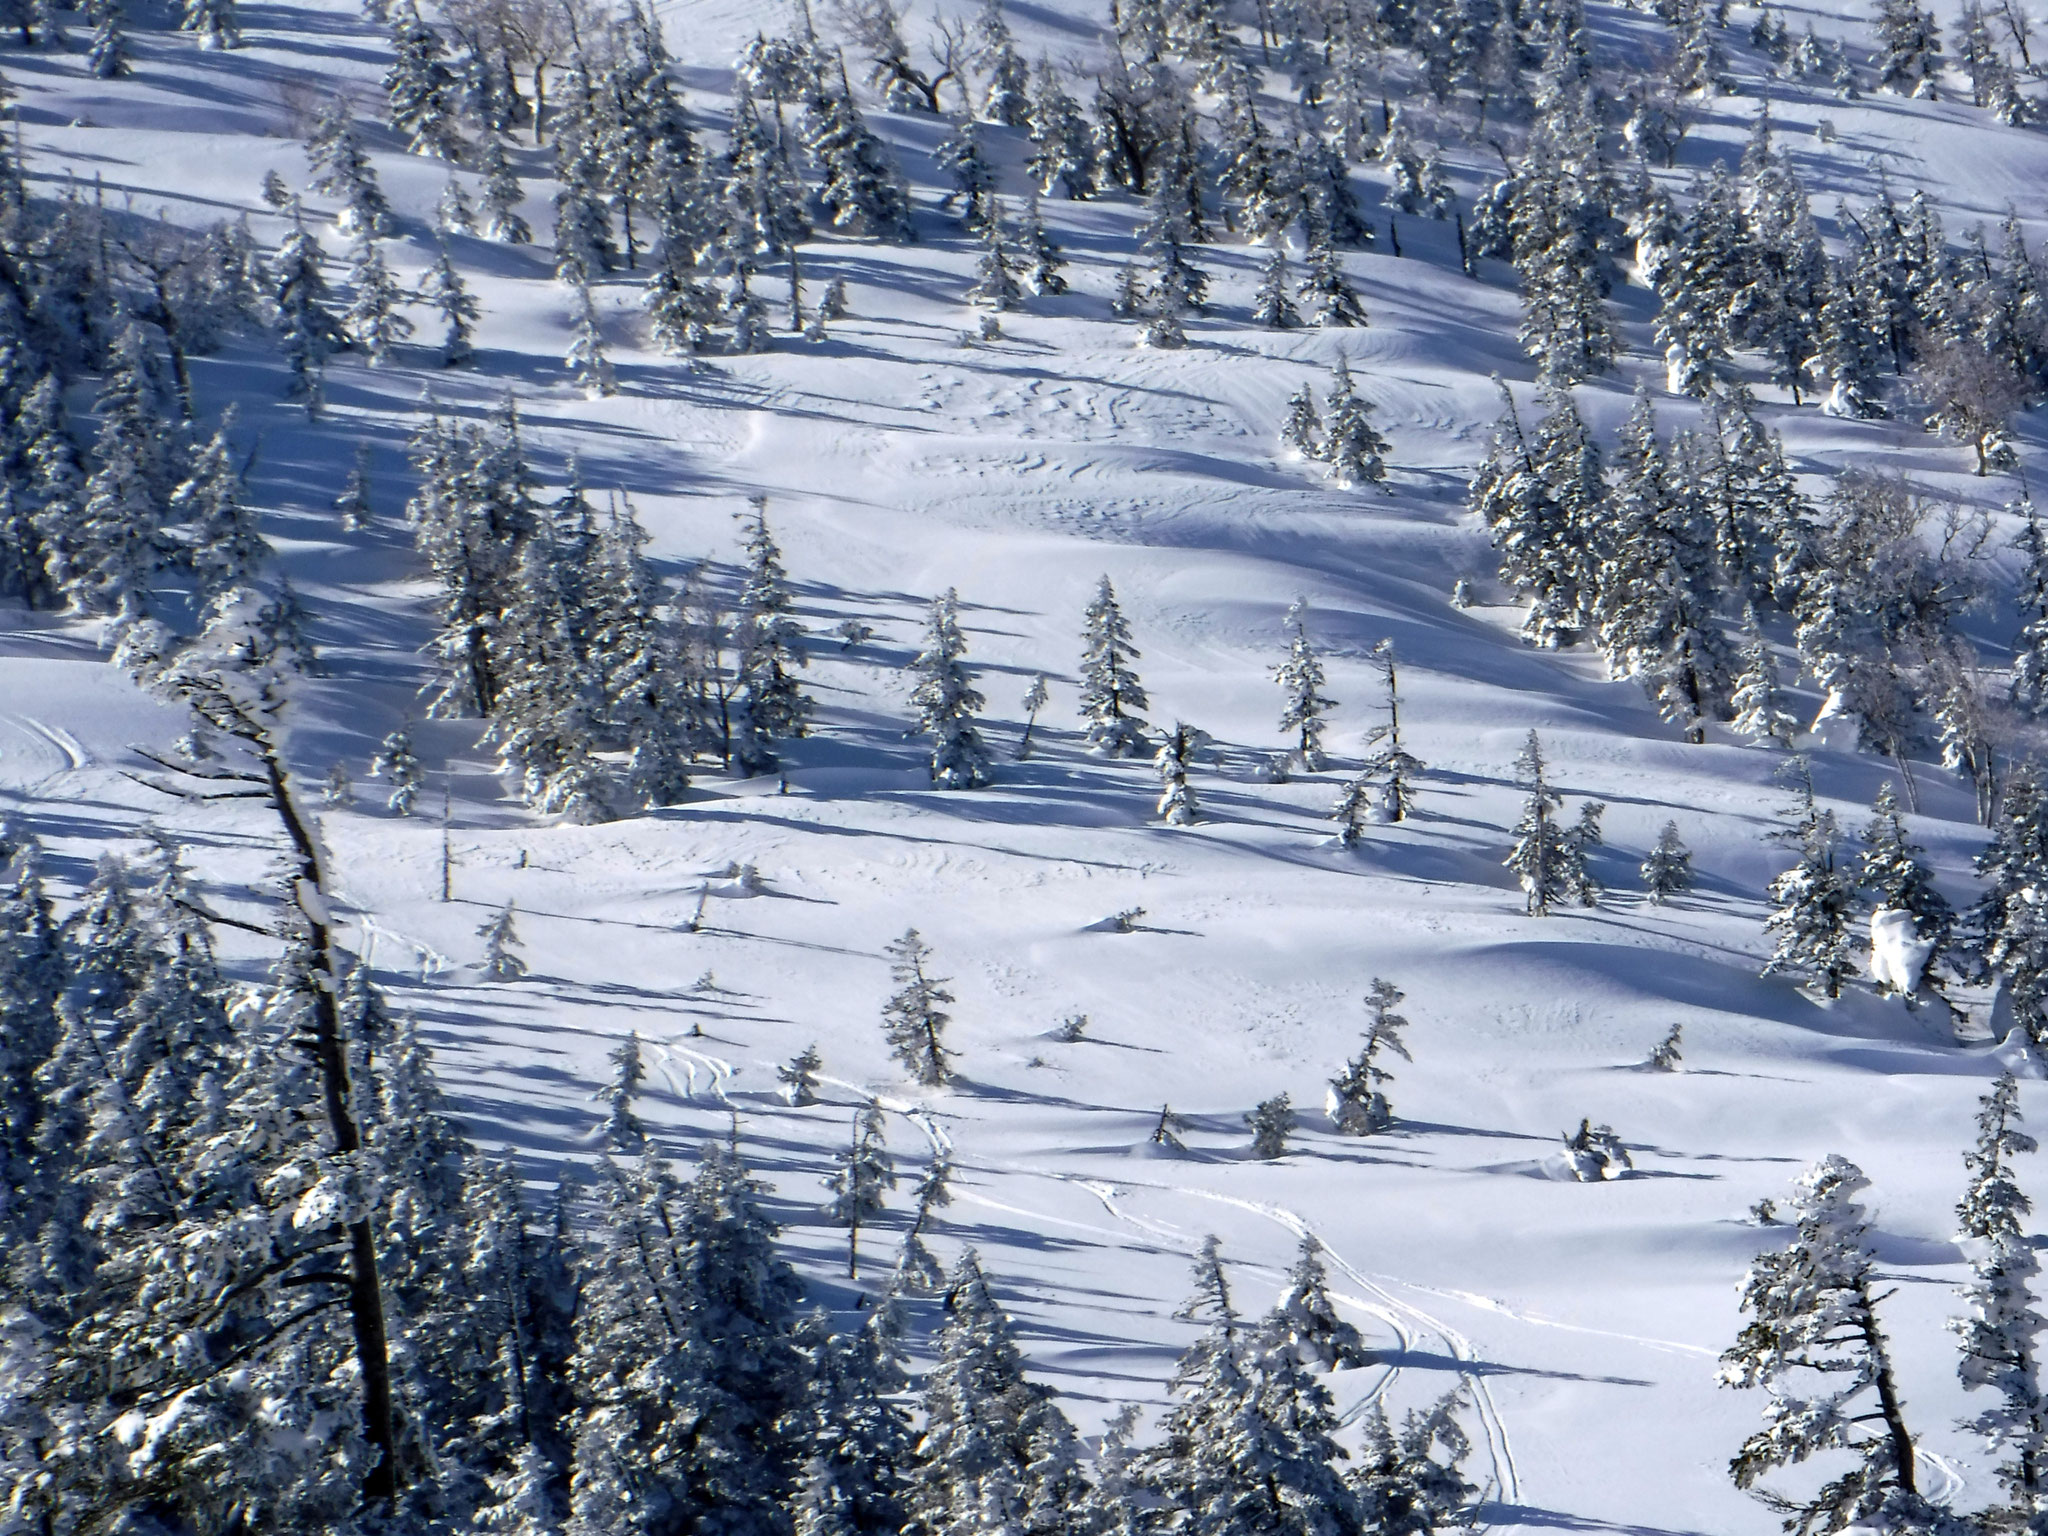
left=10, top=0, right=2048, bottom=1525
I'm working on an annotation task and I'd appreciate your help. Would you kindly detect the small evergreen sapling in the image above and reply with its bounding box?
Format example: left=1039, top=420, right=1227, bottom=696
left=1730, top=620, right=1800, bottom=748
left=1645, top=1023, right=1684, bottom=1071
left=336, top=441, right=374, bottom=529
left=1017, top=673, right=1049, bottom=759
left=566, top=275, right=616, bottom=398
left=1280, top=384, right=1323, bottom=460
left=1273, top=597, right=1334, bottom=771
left=882, top=927, right=954, bottom=1086
left=779, top=1043, right=823, bottom=1106
left=1323, top=360, right=1389, bottom=487
left=1273, top=1236, right=1372, bottom=1367
left=1247, top=1092, right=1295, bottom=1159
left=1362, top=637, right=1424, bottom=821
left=1327, top=977, right=1411, bottom=1135
left=1562, top=1119, right=1632, bottom=1181
left=1156, top=721, right=1207, bottom=826
left=344, top=237, right=414, bottom=363
left=1150, top=1103, right=1190, bottom=1152
left=372, top=725, right=424, bottom=813
left=1641, top=821, right=1693, bottom=903
left=478, top=901, right=527, bottom=980
left=826, top=1103, right=896, bottom=1277
left=323, top=760, right=354, bottom=806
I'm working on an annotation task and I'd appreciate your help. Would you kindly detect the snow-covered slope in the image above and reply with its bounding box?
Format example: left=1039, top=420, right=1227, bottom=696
left=9, top=0, right=2048, bottom=1525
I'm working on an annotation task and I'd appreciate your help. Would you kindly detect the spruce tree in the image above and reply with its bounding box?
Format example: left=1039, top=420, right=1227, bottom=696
left=344, top=237, right=415, bottom=364
left=1253, top=248, right=1301, bottom=329
left=1298, top=229, right=1368, bottom=327
left=479, top=135, right=533, bottom=244
left=1856, top=783, right=1953, bottom=979
left=336, top=441, right=374, bottom=529
left=1280, top=384, right=1323, bottom=460
left=824, top=1102, right=894, bottom=1277
left=419, top=243, right=479, bottom=368
left=1730, top=619, right=1800, bottom=748
left=478, top=902, right=527, bottom=979
left=732, top=498, right=812, bottom=774
left=565, top=275, right=616, bottom=398
left=1156, top=721, right=1206, bottom=826
left=1078, top=575, right=1149, bottom=757
left=385, top=4, right=465, bottom=159
left=1245, top=1092, right=1295, bottom=1158
left=1327, top=976, right=1411, bottom=1135
left=1952, top=1073, right=2048, bottom=1519
left=882, top=928, right=954, bottom=1086
left=1876, top=0, right=1945, bottom=95
left=1721, top=1155, right=1928, bottom=1529
left=1506, top=730, right=1568, bottom=915
left=1978, top=765, right=2048, bottom=1048
left=306, top=96, right=393, bottom=237
left=1273, top=597, right=1335, bottom=770
left=597, top=1031, right=648, bottom=1152
left=1641, top=821, right=1693, bottom=903
left=908, top=1253, right=1086, bottom=1536
left=181, top=0, right=238, bottom=47
left=1322, top=360, right=1390, bottom=488
left=372, top=725, right=425, bottom=814
left=1762, top=767, right=1857, bottom=999
left=2014, top=506, right=2048, bottom=716
left=910, top=588, right=991, bottom=790
left=1361, top=638, right=1424, bottom=821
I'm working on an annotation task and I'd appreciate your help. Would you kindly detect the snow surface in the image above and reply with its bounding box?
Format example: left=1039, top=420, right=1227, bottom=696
left=10, top=0, right=2048, bottom=1527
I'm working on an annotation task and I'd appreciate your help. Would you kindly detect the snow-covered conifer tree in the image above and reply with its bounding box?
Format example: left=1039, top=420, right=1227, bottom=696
left=306, top=96, right=393, bottom=237
left=965, top=200, right=1023, bottom=311
left=1730, top=619, right=1800, bottom=748
left=907, top=1252, right=1087, bottom=1536
left=732, top=498, right=812, bottom=773
left=479, top=902, right=527, bottom=979
left=1280, top=384, right=1323, bottom=460
left=479, top=135, right=533, bottom=244
left=86, top=1, right=128, bottom=77
left=373, top=724, right=424, bottom=813
left=385, top=4, right=464, bottom=159
left=1641, top=821, right=1693, bottom=903
left=1875, top=0, right=1945, bottom=94
left=1857, top=782, right=1953, bottom=983
left=1254, top=248, right=1301, bottom=329
left=1951, top=1073, right=2048, bottom=1518
left=1721, top=1155, right=1930, bottom=1529
left=181, top=0, right=238, bottom=48
left=435, top=174, right=476, bottom=236
left=422, top=244, right=479, bottom=367
left=171, top=408, right=270, bottom=602
left=1506, top=729, right=1568, bottom=915
left=1762, top=767, right=1857, bottom=998
left=1017, top=673, right=1049, bottom=759
left=935, top=114, right=997, bottom=231
left=779, top=1044, right=822, bottom=1106
left=1079, top=575, right=1149, bottom=757
left=273, top=215, right=343, bottom=415
left=1246, top=1092, right=1295, bottom=1158
left=1273, top=598, right=1335, bottom=770
left=1298, top=229, right=1368, bottom=327
left=910, top=588, right=991, bottom=789
left=1156, top=721, right=1206, bottom=826
left=1327, top=976, right=1412, bottom=1135
left=1359, top=638, right=1424, bottom=821
left=1322, top=359, right=1390, bottom=488
left=336, top=441, right=374, bottom=530
left=344, top=237, right=415, bottom=363
left=1016, top=186, right=1065, bottom=295
left=2013, top=506, right=2048, bottom=716
left=597, top=1030, right=647, bottom=1151
left=825, top=1102, right=895, bottom=1276
left=882, top=927, right=954, bottom=1086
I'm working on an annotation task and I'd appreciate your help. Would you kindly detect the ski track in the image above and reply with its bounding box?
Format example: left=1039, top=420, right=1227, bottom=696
left=652, top=1035, right=735, bottom=1107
